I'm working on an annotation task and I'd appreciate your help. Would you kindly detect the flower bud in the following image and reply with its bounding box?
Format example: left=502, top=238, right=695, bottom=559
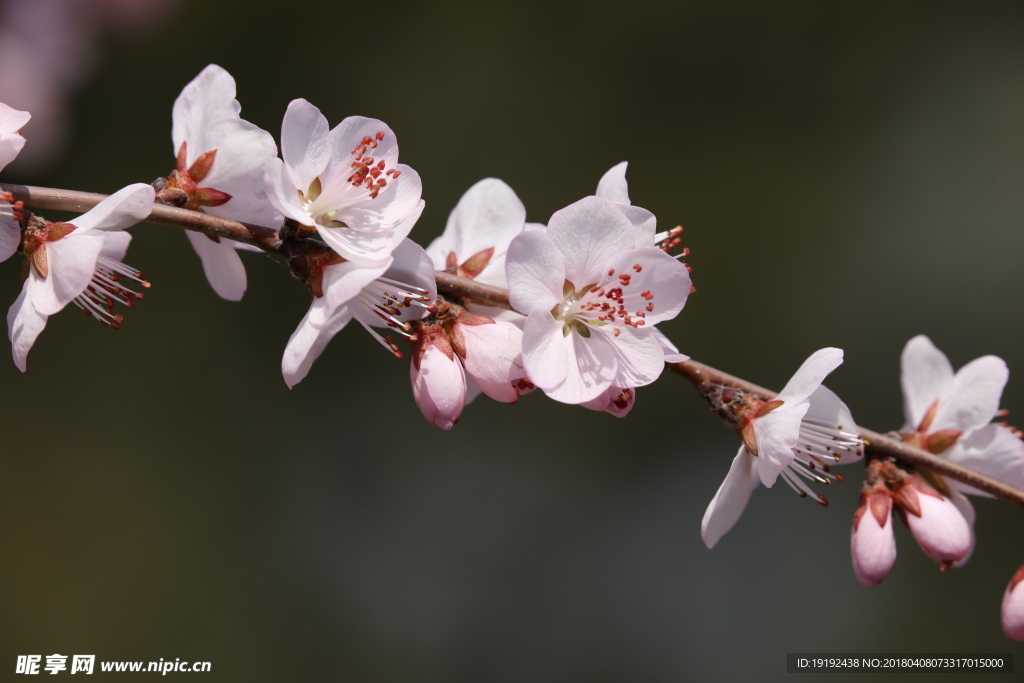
left=899, top=482, right=972, bottom=568
left=1002, top=564, right=1024, bottom=641
left=851, top=486, right=896, bottom=588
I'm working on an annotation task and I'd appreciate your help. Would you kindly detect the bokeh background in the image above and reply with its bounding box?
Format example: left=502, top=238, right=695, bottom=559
left=2, top=0, right=1024, bottom=680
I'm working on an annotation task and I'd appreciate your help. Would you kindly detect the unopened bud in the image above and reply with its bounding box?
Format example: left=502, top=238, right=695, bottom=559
left=1001, top=563, right=1024, bottom=641
left=851, top=485, right=896, bottom=588
left=901, top=490, right=972, bottom=568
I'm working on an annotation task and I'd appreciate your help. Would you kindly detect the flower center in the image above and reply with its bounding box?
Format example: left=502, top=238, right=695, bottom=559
left=347, top=275, right=435, bottom=359
left=74, top=256, right=151, bottom=330
left=552, top=266, right=655, bottom=339
left=780, top=418, right=865, bottom=506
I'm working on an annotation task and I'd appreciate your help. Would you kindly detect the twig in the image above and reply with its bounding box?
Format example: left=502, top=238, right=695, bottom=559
left=8, top=183, right=1023, bottom=507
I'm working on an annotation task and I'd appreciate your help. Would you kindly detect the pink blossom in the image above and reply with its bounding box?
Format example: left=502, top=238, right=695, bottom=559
left=265, top=99, right=423, bottom=267
left=850, top=484, right=896, bottom=588
left=701, top=349, right=864, bottom=548
left=506, top=196, right=691, bottom=405
left=160, top=65, right=280, bottom=301
left=7, top=183, right=154, bottom=371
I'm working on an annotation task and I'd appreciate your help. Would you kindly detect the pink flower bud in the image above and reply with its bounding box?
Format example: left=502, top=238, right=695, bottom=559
left=1002, top=564, right=1024, bottom=641
left=410, top=344, right=466, bottom=430
left=902, top=492, right=972, bottom=568
left=851, top=490, right=896, bottom=588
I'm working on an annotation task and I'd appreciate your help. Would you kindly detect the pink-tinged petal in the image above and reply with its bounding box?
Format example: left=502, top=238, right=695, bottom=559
left=904, top=494, right=972, bottom=566
left=460, top=320, right=524, bottom=403
left=851, top=502, right=896, bottom=588
left=618, top=204, right=657, bottom=248
left=546, top=196, right=634, bottom=287
left=100, top=231, right=132, bottom=262
left=947, top=490, right=976, bottom=568
left=522, top=311, right=569, bottom=390
left=7, top=283, right=48, bottom=372
left=901, top=335, right=954, bottom=429
left=654, top=328, right=689, bottom=363
left=320, top=194, right=424, bottom=268
left=606, top=327, right=666, bottom=388
left=752, top=401, right=810, bottom=487
left=315, top=258, right=392, bottom=326
left=411, top=344, right=467, bottom=430
left=602, top=247, right=691, bottom=325
left=596, top=162, right=631, bottom=204
left=776, top=347, right=844, bottom=405
left=361, top=236, right=436, bottom=328
left=186, top=231, right=246, bottom=301
left=506, top=230, right=565, bottom=314
left=333, top=164, right=424, bottom=236
left=1002, top=565, right=1024, bottom=641
left=280, top=99, right=330, bottom=193
left=543, top=330, right=618, bottom=404
left=282, top=302, right=352, bottom=388
left=580, top=385, right=636, bottom=418
left=933, top=355, right=1008, bottom=432
left=34, top=232, right=104, bottom=315
left=264, top=157, right=314, bottom=226
left=0, top=132, right=26, bottom=173
left=0, top=102, right=31, bottom=134
left=804, top=385, right=863, bottom=463
left=702, top=446, right=756, bottom=549
left=0, top=204, right=21, bottom=262
left=944, top=425, right=1024, bottom=496
left=325, top=116, right=399, bottom=180
left=71, top=183, right=155, bottom=233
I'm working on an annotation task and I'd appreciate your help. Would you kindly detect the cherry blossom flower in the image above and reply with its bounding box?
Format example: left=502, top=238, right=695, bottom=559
left=0, top=102, right=30, bottom=173
left=7, top=183, right=154, bottom=371
left=157, top=64, right=280, bottom=301
left=701, top=348, right=865, bottom=549
left=1002, top=563, right=1024, bottom=641
left=281, top=233, right=435, bottom=389
left=506, top=196, right=691, bottom=405
left=410, top=304, right=527, bottom=430
left=265, top=99, right=423, bottom=267
left=896, top=335, right=1024, bottom=566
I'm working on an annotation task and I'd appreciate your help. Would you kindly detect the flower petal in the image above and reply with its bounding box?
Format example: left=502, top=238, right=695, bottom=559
left=280, top=98, right=330, bottom=193
left=804, top=385, right=863, bottom=464
left=900, top=335, right=954, bottom=429
left=948, top=490, right=976, bottom=568
left=7, top=282, right=48, bottom=373
left=604, top=327, right=665, bottom=388
left=542, top=329, right=618, bottom=404
left=0, top=102, right=31, bottom=134
left=264, top=157, right=316, bottom=226
left=702, top=446, right=756, bottom=549
left=602, top=247, right=691, bottom=324
left=753, top=401, right=810, bottom=487
left=316, top=258, right=392, bottom=326
left=459, top=319, right=525, bottom=403
left=70, top=183, right=155, bottom=233
left=34, top=232, right=104, bottom=315
left=904, top=493, right=972, bottom=566
left=933, top=355, right=1008, bottom=432
left=596, top=161, right=631, bottom=204
left=654, top=328, right=689, bottom=363
left=850, top=502, right=896, bottom=588
left=0, top=203, right=22, bottom=262
left=580, top=385, right=636, bottom=418
left=943, top=424, right=1024, bottom=496
left=186, top=231, right=247, bottom=301
left=546, top=196, right=634, bottom=288
left=281, top=302, right=353, bottom=388
left=521, top=311, right=569, bottom=390
left=506, top=230, right=565, bottom=314
left=776, top=347, right=844, bottom=405
left=0, top=131, right=26, bottom=173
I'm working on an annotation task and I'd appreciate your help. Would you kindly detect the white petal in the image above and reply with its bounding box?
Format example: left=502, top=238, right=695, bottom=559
left=411, top=345, right=466, bottom=430
left=605, top=327, right=665, bottom=388
left=7, top=283, right=48, bottom=373
left=947, top=490, right=976, bottom=568
left=546, top=196, right=634, bottom=288
left=71, top=184, right=154, bottom=233
left=34, top=232, right=104, bottom=315
left=752, top=401, right=809, bottom=486
left=264, top=157, right=314, bottom=226
left=776, top=347, right=844, bottom=405
left=617, top=204, right=657, bottom=248
left=944, top=424, right=1024, bottom=496
left=900, top=335, right=954, bottom=429
left=280, top=99, right=331, bottom=193
left=701, top=446, right=756, bottom=549
left=596, top=161, right=631, bottom=204
left=0, top=131, right=26, bottom=173
left=281, top=302, right=352, bottom=388
left=542, top=328, right=618, bottom=404
left=459, top=320, right=524, bottom=403
left=580, top=385, right=636, bottom=418
left=804, top=385, right=863, bottom=463
left=521, top=311, right=569, bottom=390
left=316, top=258, right=392, bottom=326
left=0, top=203, right=22, bottom=262
left=100, top=231, right=132, bottom=262
left=325, top=116, right=399, bottom=181
left=0, top=102, right=31, bottom=134
left=601, top=247, right=691, bottom=324
left=506, top=230, right=565, bottom=314
left=654, top=328, right=689, bottom=363
left=933, top=355, right=1008, bottom=432
left=330, top=165, right=424, bottom=241
left=186, top=231, right=247, bottom=301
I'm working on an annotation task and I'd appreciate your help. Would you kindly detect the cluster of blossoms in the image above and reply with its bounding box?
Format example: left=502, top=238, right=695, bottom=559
left=2, top=64, right=1023, bottom=642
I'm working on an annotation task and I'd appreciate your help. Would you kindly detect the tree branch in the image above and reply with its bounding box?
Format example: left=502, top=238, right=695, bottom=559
left=7, top=183, right=1023, bottom=508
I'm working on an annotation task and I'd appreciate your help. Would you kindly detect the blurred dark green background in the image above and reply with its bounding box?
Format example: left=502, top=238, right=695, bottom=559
left=2, top=0, right=1024, bottom=680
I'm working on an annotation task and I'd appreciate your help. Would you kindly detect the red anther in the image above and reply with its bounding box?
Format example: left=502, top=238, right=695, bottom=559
left=376, top=160, right=385, bottom=170
left=362, top=136, right=373, bottom=145
left=83, top=308, right=92, bottom=316
left=641, top=290, right=653, bottom=300
left=608, top=268, right=615, bottom=276
left=392, top=170, right=401, bottom=178
left=835, top=473, right=845, bottom=482
left=636, top=320, right=645, bottom=326
left=376, top=131, right=385, bottom=141
left=636, top=311, right=645, bottom=318
left=997, top=409, right=1011, bottom=417
left=613, top=328, right=621, bottom=336
left=0, top=191, right=11, bottom=202
left=113, top=314, right=124, bottom=324
left=682, top=247, right=690, bottom=257
left=690, top=286, right=697, bottom=294
left=633, top=264, right=642, bottom=272
left=817, top=495, right=829, bottom=507
left=646, top=303, right=654, bottom=312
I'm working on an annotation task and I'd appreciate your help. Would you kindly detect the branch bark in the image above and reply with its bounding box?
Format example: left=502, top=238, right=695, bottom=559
left=7, top=183, right=1023, bottom=508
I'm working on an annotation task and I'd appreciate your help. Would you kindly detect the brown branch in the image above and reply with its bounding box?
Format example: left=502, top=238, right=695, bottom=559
left=669, top=360, right=1024, bottom=509
left=7, top=184, right=1023, bottom=507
